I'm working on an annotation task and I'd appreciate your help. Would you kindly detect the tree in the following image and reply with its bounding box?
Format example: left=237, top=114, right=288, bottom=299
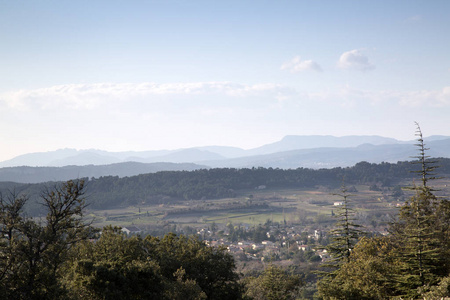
left=0, top=191, right=28, bottom=298
left=389, top=123, right=450, bottom=297
left=65, top=229, right=242, bottom=300
left=64, top=226, right=165, bottom=300
left=0, top=180, right=93, bottom=299
left=316, top=236, right=402, bottom=300
left=317, top=183, right=365, bottom=299
left=324, top=184, right=364, bottom=265
left=243, top=264, right=302, bottom=300
left=316, top=124, right=450, bottom=299
left=144, top=233, right=243, bottom=300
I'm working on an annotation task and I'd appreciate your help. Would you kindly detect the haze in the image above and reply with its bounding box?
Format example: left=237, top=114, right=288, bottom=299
left=1, top=0, right=449, bottom=162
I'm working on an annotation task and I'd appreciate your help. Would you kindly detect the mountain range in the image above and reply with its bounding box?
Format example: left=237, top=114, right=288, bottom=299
left=2, top=135, right=450, bottom=183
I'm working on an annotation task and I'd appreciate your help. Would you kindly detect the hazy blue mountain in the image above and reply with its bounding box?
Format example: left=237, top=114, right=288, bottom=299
left=246, top=135, right=405, bottom=156
left=1, top=137, right=450, bottom=183
left=425, top=135, right=450, bottom=142
left=1, top=148, right=81, bottom=167
left=0, top=149, right=174, bottom=168
left=204, top=139, right=450, bottom=169
left=134, top=148, right=226, bottom=163
left=196, top=146, right=247, bottom=158
left=0, top=162, right=207, bottom=184
left=1, top=135, right=449, bottom=170
left=48, top=152, right=121, bottom=166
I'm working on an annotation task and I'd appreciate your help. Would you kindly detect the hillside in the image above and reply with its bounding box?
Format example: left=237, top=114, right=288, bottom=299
left=4, top=158, right=450, bottom=216
left=0, top=162, right=206, bottom=183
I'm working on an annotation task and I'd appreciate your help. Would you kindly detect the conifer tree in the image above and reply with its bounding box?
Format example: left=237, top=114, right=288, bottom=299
left=317, top=183, right=365, bottom=298
left=390, top=123, right=450, bottom=297
left=325, top=184, right=365, bottom=265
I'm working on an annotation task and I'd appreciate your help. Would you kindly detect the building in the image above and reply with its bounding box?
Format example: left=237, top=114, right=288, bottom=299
left=121, top=226, right=142, bottom=235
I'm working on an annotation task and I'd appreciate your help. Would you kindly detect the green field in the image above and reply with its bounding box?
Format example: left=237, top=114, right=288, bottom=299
left=87, top=179, right=443, bottom=231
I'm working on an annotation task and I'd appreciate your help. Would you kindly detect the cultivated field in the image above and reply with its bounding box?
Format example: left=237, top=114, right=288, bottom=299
left=85, top=177, right=450, bottom=232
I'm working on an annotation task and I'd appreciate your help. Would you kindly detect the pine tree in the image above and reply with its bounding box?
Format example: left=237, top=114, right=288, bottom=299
left=317, top=183, right=365, bottom=298
left=326, top=184, right=365, bottom=265
left=390, top=123, right=450, bottom=297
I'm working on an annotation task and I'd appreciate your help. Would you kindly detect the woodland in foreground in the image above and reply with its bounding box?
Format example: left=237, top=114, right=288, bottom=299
left=1, top=127, right=450, bottom=299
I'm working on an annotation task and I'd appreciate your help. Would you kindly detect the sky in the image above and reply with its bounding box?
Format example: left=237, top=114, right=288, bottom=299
left=0, top=0, right=450, bottom=161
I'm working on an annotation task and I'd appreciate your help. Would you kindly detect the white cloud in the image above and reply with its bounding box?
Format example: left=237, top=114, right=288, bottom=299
left=281, top=56, right=323, bottom=73
left=337, top=49, right=375, bottom=71
left=0, top=82, right=297, bottom=112
left=396, top=86, right=450, bottom=107
left=1, top=81, right=450, bottom=162
left=306, top=85, right=450, bottom=108
left=3, top=83, right=450, bottom=118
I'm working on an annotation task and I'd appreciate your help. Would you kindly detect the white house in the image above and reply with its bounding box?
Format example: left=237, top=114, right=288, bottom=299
left=121, top=226, right=142, bottom=235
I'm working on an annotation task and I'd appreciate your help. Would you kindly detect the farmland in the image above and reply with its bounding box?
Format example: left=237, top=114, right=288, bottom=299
left=87, top=178, right=445, bottom=233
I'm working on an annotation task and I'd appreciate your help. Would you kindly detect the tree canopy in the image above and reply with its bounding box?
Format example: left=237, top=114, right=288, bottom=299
left=317, top=124, right=450, bottom=299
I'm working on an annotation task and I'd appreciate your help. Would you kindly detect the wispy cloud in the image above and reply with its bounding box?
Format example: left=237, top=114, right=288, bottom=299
left=2, top=83, right=450, bottom=115
left=1, top=82, right=450, bottom=162
left=396, top=86, right=450, bottom=107
left=337, top=49, right=375, bottom=71
left=281, top=56, right=323, bottom=73
left=0, top=82, right=298, bottom=112
left=315, top=86, right=450, bottom=108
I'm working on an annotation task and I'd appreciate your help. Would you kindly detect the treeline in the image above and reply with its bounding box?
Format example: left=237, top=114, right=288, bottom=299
left=2, top=158, right=450, bottom=212
left=62, top=157, right=450, bottom=209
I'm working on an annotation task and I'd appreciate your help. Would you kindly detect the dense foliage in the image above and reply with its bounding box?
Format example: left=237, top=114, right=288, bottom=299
left=0, top=181, right=247, bottom=299
left=64, top=227, right=243, bottom=300
left=85, top=158, right=450, bottom=209
left=317, top=125, right=450, bottom=299
left=243, top=264, right=302, bottom=300
left=0, top=180, right=92, bottom=299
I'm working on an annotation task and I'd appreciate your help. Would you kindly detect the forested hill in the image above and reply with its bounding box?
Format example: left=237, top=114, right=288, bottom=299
left=3, top=158, right=450, bottom=214
left=0, top=162, right=206, bottom=183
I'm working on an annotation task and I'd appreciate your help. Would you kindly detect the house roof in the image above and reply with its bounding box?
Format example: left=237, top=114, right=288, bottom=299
left=122, top=226, right=142, bottom=232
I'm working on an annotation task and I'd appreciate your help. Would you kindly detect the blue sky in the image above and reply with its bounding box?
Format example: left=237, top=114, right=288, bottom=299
left=0, top=0, right=449, bottom=161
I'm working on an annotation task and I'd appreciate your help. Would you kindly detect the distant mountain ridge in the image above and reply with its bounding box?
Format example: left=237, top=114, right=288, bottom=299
left=1, top=135, right=424, bottom=168
left=1, top=135, right=450, bottom=183
left=245, top=135, right=404, bottom=156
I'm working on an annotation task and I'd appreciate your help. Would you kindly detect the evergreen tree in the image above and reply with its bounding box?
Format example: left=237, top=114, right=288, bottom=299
left=390, top=123, right=450, bottom=297
left=325, top=184, right=365, bottom=265
left=317, top=184, right=365, bottom=298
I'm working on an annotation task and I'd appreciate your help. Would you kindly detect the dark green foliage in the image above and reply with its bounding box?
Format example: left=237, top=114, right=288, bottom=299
left=144, top=233, right=243, bottom=300
left=65, top=229, right=242, bottom=300
left=243, top=264, right=302, bottom=300
left=0, top=180, right=92, bottom=300
left=0, top=182, right=241, bottom=299
left=317, top=185, right=365, bottom=298
left=388, top=124, right=450, bottom=297
left=75, top=160, right=450, bottom=208
left=325, top=185, right=365, bottom=265
left=7, top=157, right=450, bottom=212
left=64, top=226, right=165, bottom=300
left=317, top=124, right=450, bottom=299
left=317, top=236, right=402, bottom=300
